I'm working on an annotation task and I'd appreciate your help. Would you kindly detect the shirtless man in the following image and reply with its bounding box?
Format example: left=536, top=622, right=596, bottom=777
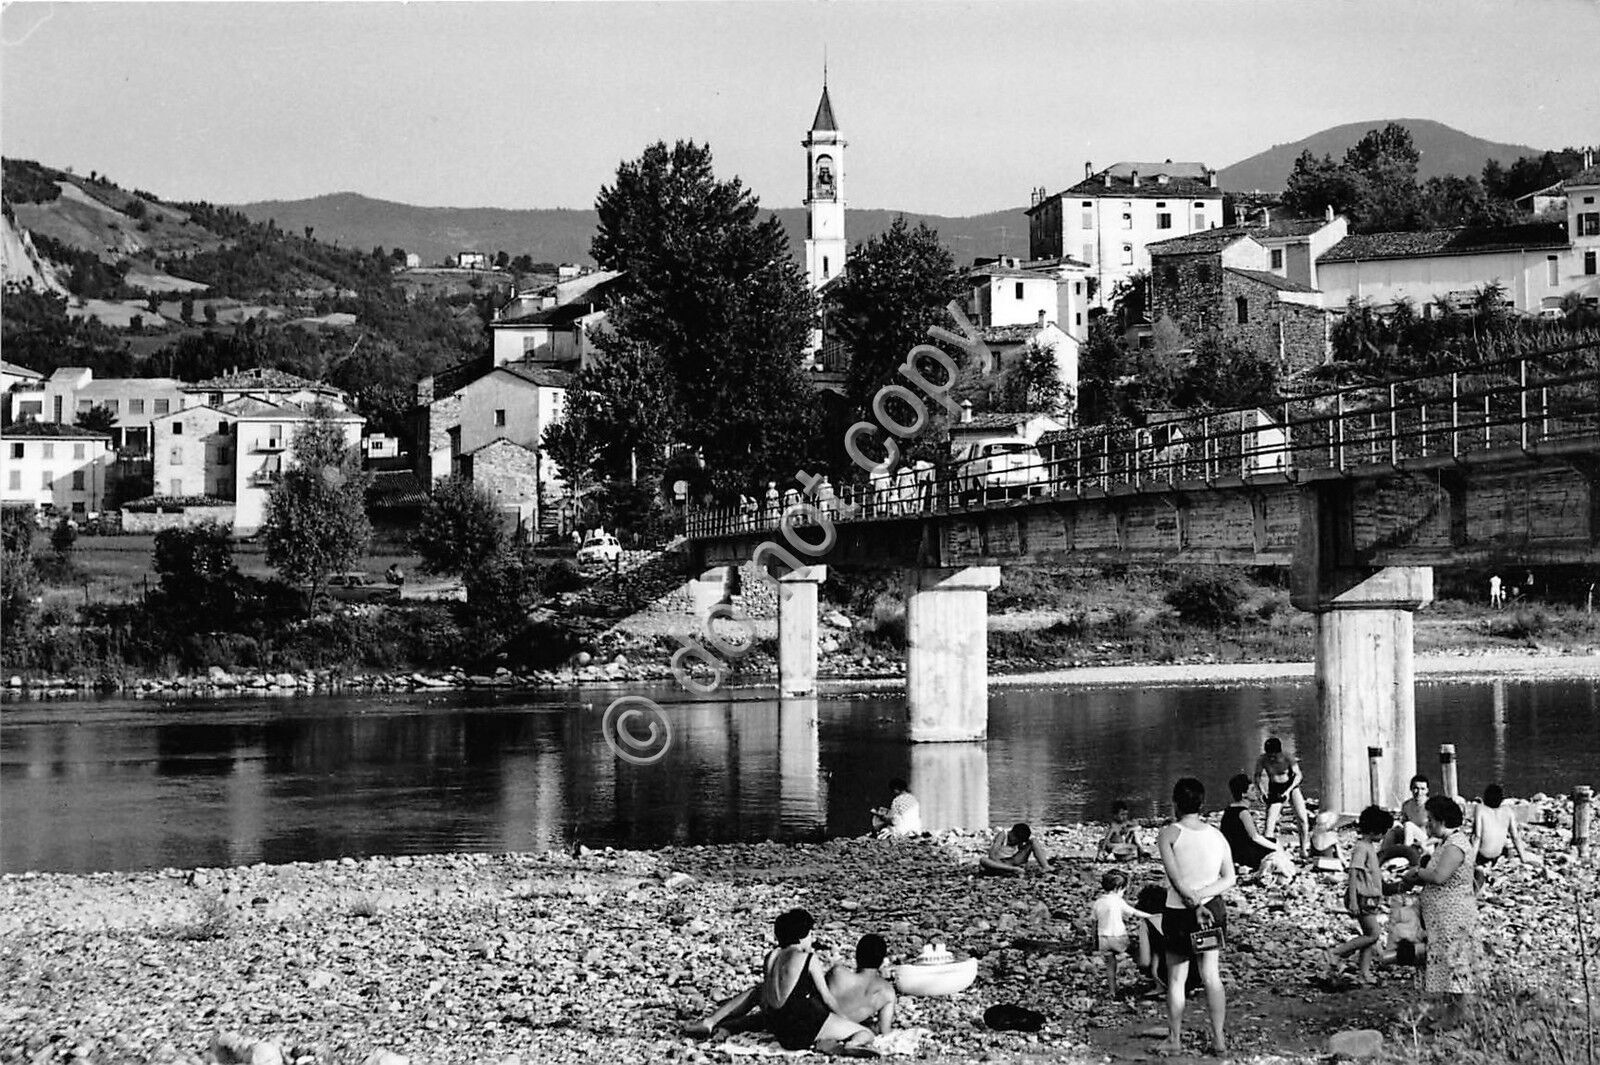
left=1471, top=783, right=1527, bottom=892
left=1254, top=737, right=1310, bottom=859
left=979, top=822, right=1052, bottom=876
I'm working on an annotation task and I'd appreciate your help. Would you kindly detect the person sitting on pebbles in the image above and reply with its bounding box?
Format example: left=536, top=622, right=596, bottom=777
left=687, top=925, right=890, bottom=1053
left=980, top=822, right=1052, bottom=876
left=1098, top=801, right=1150, bottom=861
left=871, top=779, right=924, bottom=837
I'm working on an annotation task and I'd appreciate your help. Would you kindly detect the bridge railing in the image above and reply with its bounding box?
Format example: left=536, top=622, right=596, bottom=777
left=684, top=346, right=1600, bottom=539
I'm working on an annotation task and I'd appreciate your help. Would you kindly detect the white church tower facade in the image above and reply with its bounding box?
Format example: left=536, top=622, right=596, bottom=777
left=803, top=83, right=846, bottom=291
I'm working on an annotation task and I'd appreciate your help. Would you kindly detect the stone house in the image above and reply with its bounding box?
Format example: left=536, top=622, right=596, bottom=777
left=1148, top=229, right=1329, bottom=371
left=456, top=438, right=543, bottom=540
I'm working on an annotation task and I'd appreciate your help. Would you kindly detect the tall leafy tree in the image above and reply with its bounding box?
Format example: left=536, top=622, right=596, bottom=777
left=1344, top=123, right=1422, bottom=231
left=262, top=411, right=372, bottom=609
left=589, top=140, right=821, bottom=493
left=1281, top=150, right=1373, bottom=223
left=541, top=417, right=604, bottom=526
left=413, top=475, right=504, bottom=576
left=993, top=341, right=1069, bottom=417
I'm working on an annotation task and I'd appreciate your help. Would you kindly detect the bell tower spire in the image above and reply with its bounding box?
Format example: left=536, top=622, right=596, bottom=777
left=803, top=76, right=846, bottom=292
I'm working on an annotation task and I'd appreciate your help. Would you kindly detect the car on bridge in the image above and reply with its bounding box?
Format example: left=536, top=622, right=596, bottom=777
left=953, top=439, right=1050, bottom=504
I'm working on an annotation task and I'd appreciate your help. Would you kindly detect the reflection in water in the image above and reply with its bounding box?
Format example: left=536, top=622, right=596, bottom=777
left=910, top=743, right=988, bottom=832
left=3, top=677, right=1598, bottom=874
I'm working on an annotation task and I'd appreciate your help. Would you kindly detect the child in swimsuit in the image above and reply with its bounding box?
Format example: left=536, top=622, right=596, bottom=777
left=1091, top=869, right=1155, bottom=998
left=980, top=823, right=1052, bottom=876
left=1326, top=806, right=1394, bottom=984
left=1098, top=801, right=1150, bottom=861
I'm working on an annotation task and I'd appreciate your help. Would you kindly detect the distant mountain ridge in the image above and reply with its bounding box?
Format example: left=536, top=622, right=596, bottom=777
left=231, top=194, right=1035, bottom=269
left=1217, top=118, right=1547, bottom=192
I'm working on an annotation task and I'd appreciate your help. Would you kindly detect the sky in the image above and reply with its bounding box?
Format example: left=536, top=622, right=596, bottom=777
left=2, top=1, right=1597, bottom=216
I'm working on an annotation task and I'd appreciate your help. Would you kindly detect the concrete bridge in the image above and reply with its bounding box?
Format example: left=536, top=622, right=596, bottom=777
left=684, top=346, right=1600, bottom=812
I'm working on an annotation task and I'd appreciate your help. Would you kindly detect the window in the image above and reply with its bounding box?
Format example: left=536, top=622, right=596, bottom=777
left=1121, top=213, right=1133, bottom=230
left=6, top=471, right=18, bottom=491
left=494, top=409, right=507, bottom=427
left=172, top=420, right=183, bottom=435
left=77, top=400, right=92, bottom=413
left=1157, top=213, right=1172, bottom=229
left=1075, top=313, right=1082, bottom=326
left=1074, top=282, right=1082, bottom=295
left=1163, top=265, right=1179, bottom=287
left=71, top=471, right=85, bottom=491
left=1586, top=251, right=1597, bottom=275
left=129, top=398, right=145, bottom=415
left=154, top=399, right=170, bottom=415
left=41, top=470, right=52, bottom=489
left=1081, top=243, right=1094, bottom=264
left=1199, top=264, right=1214, bottom=284
left=41, top=443, right=53, bottom=459
left=53, top=396, right=62, bottom=421
left=1014, top=282, right=1025, bottom=300
left=73, top=444, right=85, bottom=459
left=1270, top=249, right=1284, bottom=269
left=105, top=399, right=120, bottom=414
left=170, top=479, right=182, bottom=496
left=18, top=400, right=41, bottom=417
left=823, top=255, right=830, bottom=275
left=1579, top=213, right=1600, bottom=237
left=1081, top=210, right=1093, bottom=230
left=1236, top=296, right=1249, bottom=324
left=170, top=447, right=182, bottom=463
left=9, top=443, right=21, bottom=459
left=1120, top=244, right=1134, bottom=265
left=1194, top=213, right=1206, bottom=230
left=217, top=448, right=231, bottom=465
left=209, top=393, right=223, bottom=406
left=1548, top=256, right=1560, bottom=285
left=71, top=502, right=86, bottom=515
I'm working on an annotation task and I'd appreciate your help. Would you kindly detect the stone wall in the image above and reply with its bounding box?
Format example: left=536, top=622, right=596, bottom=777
left=1221, top=271, right=1329, bottom=372
left=1151, top=252, right=1225, bottom=334
left=121, top=504, right=236, bottom=533
left=466, top=439, right=539, bottom=506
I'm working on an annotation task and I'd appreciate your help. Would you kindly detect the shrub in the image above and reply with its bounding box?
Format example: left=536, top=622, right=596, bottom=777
left=1165, top=571, right=1246, bottom=628
left=1487, top=608, right=1547, bottom=641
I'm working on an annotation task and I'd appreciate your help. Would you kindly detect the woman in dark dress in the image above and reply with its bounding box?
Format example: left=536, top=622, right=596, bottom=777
left=761, top=909, right=878, bottom=1056
left=1222, top=774, right=1296, bottom=878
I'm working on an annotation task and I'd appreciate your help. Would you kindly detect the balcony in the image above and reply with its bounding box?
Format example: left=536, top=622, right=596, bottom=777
left=258, top=437, right=286, bottom=452
left=248, top=470, right=281, bottom=488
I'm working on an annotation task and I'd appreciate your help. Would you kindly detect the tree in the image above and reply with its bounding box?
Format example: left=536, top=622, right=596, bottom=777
left=825, top=216, right=968, bottom=415
left=589, top=140, right=821, bottom=492
left=510, top=254, right=535, bottom=274
left=541, top=417, right=603, bottom=527
left=262, top=412, right=372, bottom=609
left=203, top=302, right=218, bottom=325
left=75, top=404, right=119, bottom=435
left=993, top=341, right=1069, bottom=417
left=1, top=507, right=39, bottom=663
left=50, top=517, right=77, bottom=559
left=494, top=250, right=510, bottom=270
left=1281, top=151, right=1373, bottom=224
left=180, top=294, right=195, bottom=324
left=413, top=476, right=503, bottom=577
left=154, top=522, right=238, bottom=592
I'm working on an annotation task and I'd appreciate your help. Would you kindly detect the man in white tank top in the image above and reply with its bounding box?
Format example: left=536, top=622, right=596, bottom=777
left=1155, top=777, right=1237, bottom=1056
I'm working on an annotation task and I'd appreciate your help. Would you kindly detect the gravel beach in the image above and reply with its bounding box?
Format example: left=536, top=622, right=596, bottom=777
left=4, top=809, right=1596, bottom=1065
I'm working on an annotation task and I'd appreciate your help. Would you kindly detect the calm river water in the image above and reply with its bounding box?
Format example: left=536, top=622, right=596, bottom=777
left=3, top=676, right=1597, bottom=874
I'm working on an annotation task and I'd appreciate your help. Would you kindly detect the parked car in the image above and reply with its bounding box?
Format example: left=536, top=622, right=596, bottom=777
left=576, top=532, right=623, bottom=565
left=953, top=439, right=1049, bottom=503
left=325, top=571, right=400, bottom=603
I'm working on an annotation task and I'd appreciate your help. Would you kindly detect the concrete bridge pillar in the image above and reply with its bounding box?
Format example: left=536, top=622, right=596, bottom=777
left=1293, top=484, right=1432, bottom=813
left=689, top=566, right=730, bottom=624
left=778, top=566, right=827, bottom=698
left=1304, top=567, right=1433, bottom=814
left=904, top=566, right=1001, bottom=742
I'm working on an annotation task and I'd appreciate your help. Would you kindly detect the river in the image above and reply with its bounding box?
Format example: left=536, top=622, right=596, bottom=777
left=3, top=675, right=1597, bottom=874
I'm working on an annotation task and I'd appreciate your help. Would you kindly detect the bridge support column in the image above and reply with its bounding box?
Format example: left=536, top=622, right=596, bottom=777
left=778, top=566, right=827, bottom=698
left=689, top=566, right=730, bottom=624
left=905, top=566, right=1001, bottom=742
left=1293, top=483, right=1434, bottom=814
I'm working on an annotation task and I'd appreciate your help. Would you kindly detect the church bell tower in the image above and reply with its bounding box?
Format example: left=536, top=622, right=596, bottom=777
left=803, top=80, right=846, bottom=291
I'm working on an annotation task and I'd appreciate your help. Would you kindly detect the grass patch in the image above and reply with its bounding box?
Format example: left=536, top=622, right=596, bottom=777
left=170, top=893, right=232, bottom=941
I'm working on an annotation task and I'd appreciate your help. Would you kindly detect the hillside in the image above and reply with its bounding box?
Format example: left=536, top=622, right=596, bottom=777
left=1218, top=118, right=1545, bottom=191
left=230, top=193, right=1036, bottom=268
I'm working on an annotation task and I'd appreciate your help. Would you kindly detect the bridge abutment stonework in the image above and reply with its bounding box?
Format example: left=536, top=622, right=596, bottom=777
left=904, top=566, right=1002, bottom=742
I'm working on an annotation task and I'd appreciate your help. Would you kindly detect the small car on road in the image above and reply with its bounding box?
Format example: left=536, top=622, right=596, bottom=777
left=576, top=532, right=623, bottom=565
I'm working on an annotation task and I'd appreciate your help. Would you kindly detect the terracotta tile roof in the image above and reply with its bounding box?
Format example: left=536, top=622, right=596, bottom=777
left=0, top=422, right=111, bottom=439
left=495, top=364, right=575, bottom=388
left=1147, top=228, right=1254, bottom=256
left=980, top=324, right=1051, bottom=343
left=1320, top=223, right=1570, bottom=263
left=493, top=302, right=597, bottom=328
left=367, top=470, right=428, bottom=509
left=187, top=367, right=341, bottom=394
left=951, top=412, right=1046, bottom=431
left=968, top=264, right=1059, bottom=281
left=1251, top=217, right=1335, bottom=238
left=431, top=355, right=494, bottom=398
left=1563, top=165, right=1600, bottom=188
left=1037, top=170, right=1221, bottom=207
left=1, top=360, right=44, bottom=380
left=460, top=435, right=537, bottom=459
left=1225, top=268, right=1321, bottom=294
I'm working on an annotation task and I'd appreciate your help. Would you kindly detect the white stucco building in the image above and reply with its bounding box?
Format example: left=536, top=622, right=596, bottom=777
left=1563, top=160, right=1600, bottom=308
left=1027, top=161, right=1224, bottom=308
left=0, top=422, right=114, bottom=514
left=7, top=368, right=188, bottom=454
left=1316, top=223, right=1573, bottom=316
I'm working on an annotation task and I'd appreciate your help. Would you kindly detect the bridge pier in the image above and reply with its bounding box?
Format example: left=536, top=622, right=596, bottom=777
left=778, top=566, right=827, bottom=697
left=1293, top=483, right=1433, bottom=813
left=905, top=566, right=1001, bottom=742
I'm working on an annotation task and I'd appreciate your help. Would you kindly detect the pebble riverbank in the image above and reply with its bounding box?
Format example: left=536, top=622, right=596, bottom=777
left=3, top=808, right=1596, bottom=1065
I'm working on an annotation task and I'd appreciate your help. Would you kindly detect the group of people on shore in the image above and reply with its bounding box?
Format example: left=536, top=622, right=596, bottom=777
left=691, top=739, right=1521, bottom=1056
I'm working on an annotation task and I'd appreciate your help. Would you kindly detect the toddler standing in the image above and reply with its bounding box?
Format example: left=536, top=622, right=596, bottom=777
left=1326, top=805, right=1394, bottom=984
left=1091, top=869, right=1154, bottom=998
